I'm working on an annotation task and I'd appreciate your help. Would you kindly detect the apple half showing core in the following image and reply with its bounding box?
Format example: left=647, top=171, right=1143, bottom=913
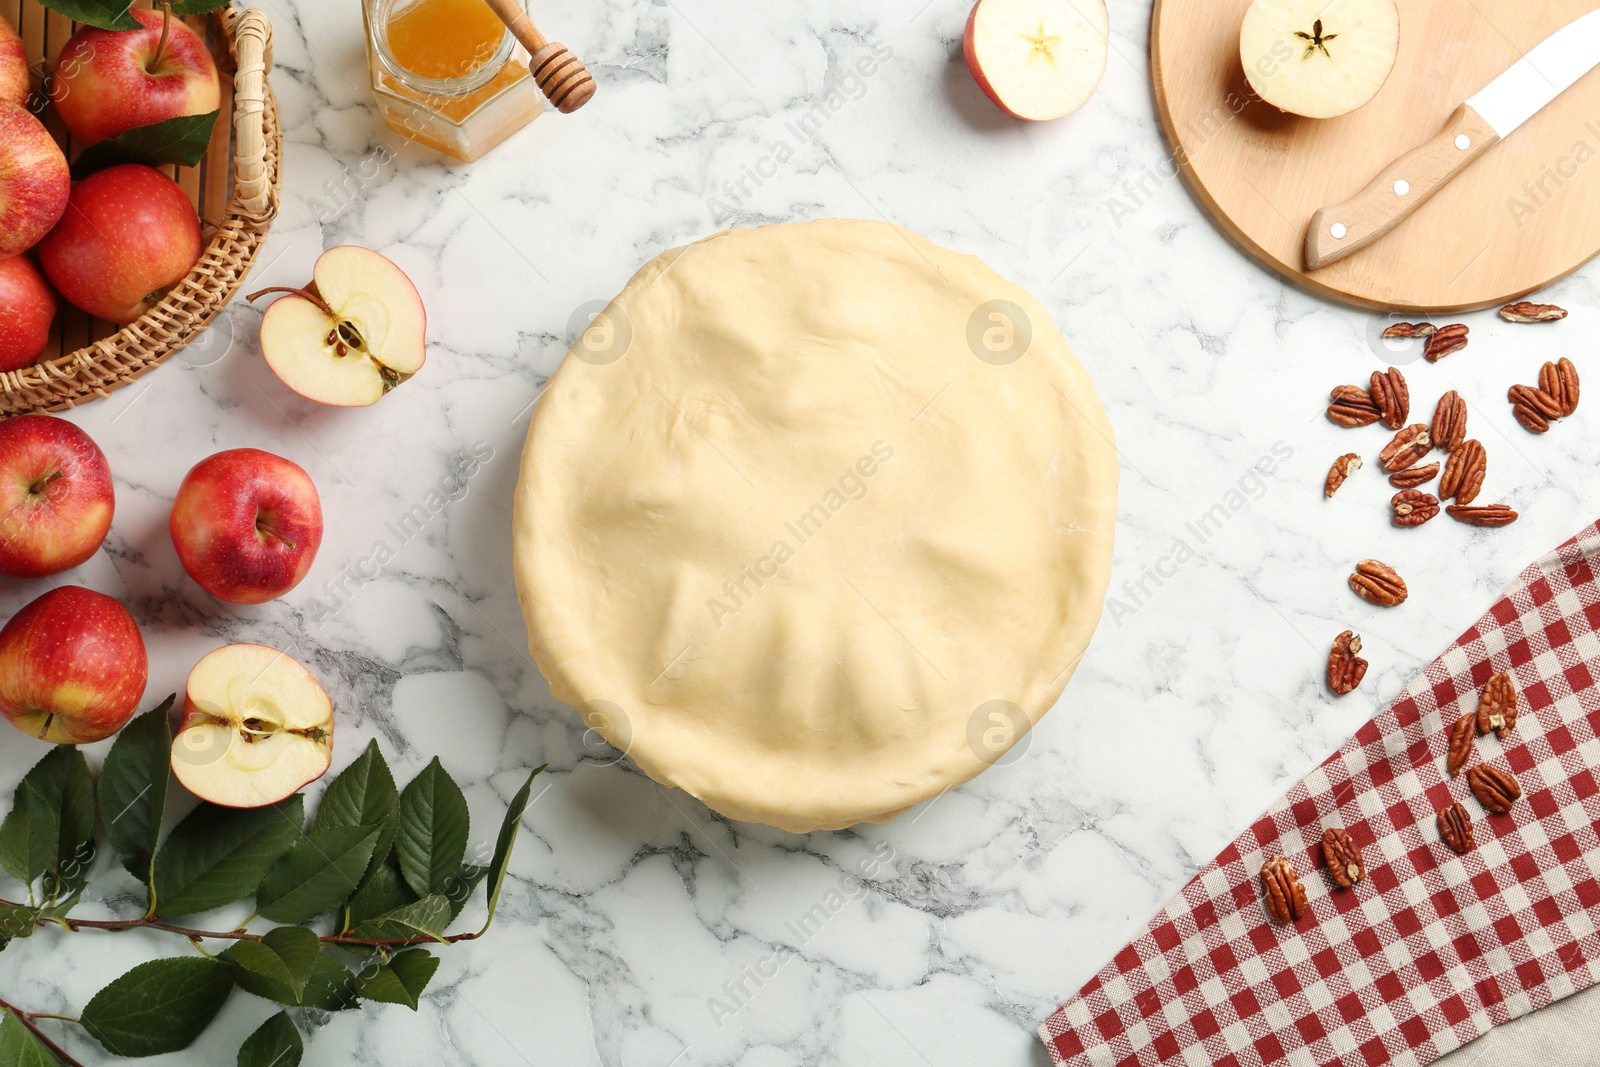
left=171, top=643, right=334, bottom=808
left=251, top=246, right=427, bottom=408
left=963, top=0, right=1109, bottom=121
left=1240, top=0, right=1400, bottom=119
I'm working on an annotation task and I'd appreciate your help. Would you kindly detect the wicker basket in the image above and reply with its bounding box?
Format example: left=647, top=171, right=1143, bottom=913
left=1, top=2, right=280, bottom=415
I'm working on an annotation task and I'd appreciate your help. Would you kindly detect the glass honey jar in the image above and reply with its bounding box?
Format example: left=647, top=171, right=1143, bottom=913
left=362, top=0, right=544, bottom=162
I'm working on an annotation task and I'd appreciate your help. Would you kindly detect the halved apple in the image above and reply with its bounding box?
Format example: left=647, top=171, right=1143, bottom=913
left=251, top=246, right=427, bottom=407
left=171, top=643, right=334, bottom=808
left=1240, top=0, right=1400, bottom=119
left=963, top=0, right=1109, bottom=122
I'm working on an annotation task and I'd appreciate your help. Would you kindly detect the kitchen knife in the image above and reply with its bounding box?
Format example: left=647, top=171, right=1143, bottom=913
left=1305, top=9, right=1600, bottom=271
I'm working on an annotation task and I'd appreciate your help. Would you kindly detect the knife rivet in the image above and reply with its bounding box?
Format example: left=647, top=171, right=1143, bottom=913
left=1393, top=180, right=1410, bottom=196
left=1330, top=222, right=1348, bottom=240
left=1455, top=134, right=1472, bottom=150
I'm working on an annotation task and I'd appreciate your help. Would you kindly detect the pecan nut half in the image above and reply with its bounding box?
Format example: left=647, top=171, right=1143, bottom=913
left=1447, top=712, right=1476, bottom=777
left=1431, top=390, right=1468, bottom=454
left=1477, top=672, right=1518, bottom=737
left=1447, top=503, right=1519, bottom=527
left=1389, top=462, right=1438, bottom=489
left=1380, top=424, right=1432, bottom=472
left=1468, top=764, right=1521, bottom=814
left=1370, top=367, right=1410, bottom=430
left=1391, top=489, right=1440, bottom=527
left=1424, top=323, right=1470, bottom=362
left=1324, top=453, right=1363, bottom=498
left=1261, top=856, right=1308, bottom=924
left=1438, top=803, right=1475, bottom=855
left=1327, top=630, right=1368, bottom=695
left=1540, top=358, right=1580, bottom=417
left=1320, top=828, right=1365, bottom=889
left=1383, top=321, right=1438, bottom=339
left=1509, top=383, right=1563, bottom=419
left=1328, top=385, right=1382, bottom=428
left=1439, top=439, right=1486, bottom=504
left=1349, top=560, right=1407, bottom=606
left=1512, top=402, right=1551, bottom=434
left=1499, top=301, right=1568, bottom=323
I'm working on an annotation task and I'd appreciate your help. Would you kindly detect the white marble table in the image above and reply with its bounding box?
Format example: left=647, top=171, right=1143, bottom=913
left=3, top=1, right=1598, bottom=1063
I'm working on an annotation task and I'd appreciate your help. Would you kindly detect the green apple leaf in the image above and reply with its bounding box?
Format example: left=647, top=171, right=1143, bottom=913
left=347, top=893, right=452, bottom=944
left=295, top=950, right=360, bottom=1012
left=394, top=759, right=469, bottom=898
left=478, top=766, right=544, bottom=935
left=152, top=796, right=305, bottom=917
left=220, top=926, right=322, bottom=1005
left=312, top=740, right=399, bottom=887
left=98, top=697, right=175, bottom=884
left=32, top=0, right=139, bottom=30
left=345, top=858, right=417, bottom=930
left=171, top=0, right=234, bottom=12
left=237, top=1011, right=303, bottom=1067
left=80, top=957, right=234, bottom=1057
left=0, top=902, right=39, bottom=947
left=255, top=824, right=380, bottom=925
left=0, top=747, right=95, bottom=888
left=0, top=1010, right=59, bottom=1067
left=354, top=948, right=439, bottom=1010
left=71, top=111, right=220, bottom=179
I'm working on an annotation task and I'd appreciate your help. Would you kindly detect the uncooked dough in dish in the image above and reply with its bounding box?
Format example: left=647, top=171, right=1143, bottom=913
left=513, top=219, right=1117, bottom=833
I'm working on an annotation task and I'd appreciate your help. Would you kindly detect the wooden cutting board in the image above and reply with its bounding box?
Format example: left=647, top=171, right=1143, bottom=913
left=1152, top=0, right=1600, bottom=312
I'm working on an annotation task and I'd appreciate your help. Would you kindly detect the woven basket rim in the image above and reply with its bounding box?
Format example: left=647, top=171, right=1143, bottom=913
left=2, top=5, right=282, bottom=416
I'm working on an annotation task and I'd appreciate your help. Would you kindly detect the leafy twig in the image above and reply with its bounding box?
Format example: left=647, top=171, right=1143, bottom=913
left=0, top=901, right=483, bottom=949
left=0, top=994, right=85, bottom=1067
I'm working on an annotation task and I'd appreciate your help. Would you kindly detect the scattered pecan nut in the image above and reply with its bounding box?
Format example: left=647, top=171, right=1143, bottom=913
left=1424, top=323, right=1469, bottom=362
left=1509, top=384, right=1561, bottom=433
left=1383, top=322, right=1438, bottom=339
left=1447, top=712, right=1476, bottom=777
left=1499, top=301, right=1567, bottom=323
left=1349, top=559, right=1407, bottom=606
left=1389, top=463, right=1439, bottom=489
left=1438, top=803, right=1475, bottom=855
left=1324, top=453, right=1363, bottom=498
left=1320, top=828, right=1365, bottom=889
left=1391, top=489, right=1440, bottom=527
left=1327, top=630, right=1368, bottom=695
left=1431, top=390, right=1468, bottom=454
left=1447, top=503, right=1519, bottom=527
left=1539, top=358, right=1580, bottom=417
left=1261, top=857, right=1308, bottom=924
left=1369, top=367, right=1410, bottom=430
left=1468, top=764, right=1521, bottom=814
left=1477, top=672, right=1518, bottom=737
left=1379, top=424, right=1432, bottom=472
left=1328, top=385, right=1382, bottom=428
left=1439, top=439, right=1486, bottom=504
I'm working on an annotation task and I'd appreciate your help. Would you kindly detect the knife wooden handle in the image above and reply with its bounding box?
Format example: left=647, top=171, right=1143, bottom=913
left=1305, top=104, right=1500, bottom=270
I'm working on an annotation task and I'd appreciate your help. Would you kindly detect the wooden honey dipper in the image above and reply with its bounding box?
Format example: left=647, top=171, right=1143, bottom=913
left=482, top=0, right=595, bottom=113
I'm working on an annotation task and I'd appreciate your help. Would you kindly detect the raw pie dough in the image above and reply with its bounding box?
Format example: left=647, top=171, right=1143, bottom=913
left=513, top=219, right=1117, bottom=833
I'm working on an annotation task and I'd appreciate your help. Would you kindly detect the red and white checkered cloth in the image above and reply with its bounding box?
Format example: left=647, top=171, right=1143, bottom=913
left=1040, top=520, right=1600, bottom=1066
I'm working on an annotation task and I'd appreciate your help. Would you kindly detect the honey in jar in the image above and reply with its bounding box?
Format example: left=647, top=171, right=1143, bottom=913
left=362, top=0, right=543, bottom=162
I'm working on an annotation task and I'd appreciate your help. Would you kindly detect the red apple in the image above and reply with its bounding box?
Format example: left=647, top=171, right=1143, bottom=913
left=170, top=448, right=323, bottom=604
left=0, top=415, right=113, bottom=579
left=963, top=0, right=1109, bottom=121
left=0, top=586, right=147, bottom=744
left=36, top=164, right=202, bottom=325
left=49, top=7, right=220, bottom=145
left=0, top=16, right=28, bottom=108
left=0, top=104, right=69, bottom=259
left=172, top=644, right=334, bottom=808
left=0, top=255, right=56, bottom=371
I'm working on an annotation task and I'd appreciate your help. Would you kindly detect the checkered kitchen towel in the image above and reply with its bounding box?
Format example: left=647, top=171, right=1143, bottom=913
left=1040, top=520, right=1600, bottom=1066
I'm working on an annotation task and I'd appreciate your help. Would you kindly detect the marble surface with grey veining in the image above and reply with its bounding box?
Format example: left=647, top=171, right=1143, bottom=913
left=2, top=0, right=1599, bottom=1063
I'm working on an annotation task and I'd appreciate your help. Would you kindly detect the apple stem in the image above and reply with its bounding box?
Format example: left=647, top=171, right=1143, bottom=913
left=247, top=286, right=337, bottom=319
left=149, top=2, right=173, bottom=73
left=28, top=470, right=62, bottom=498
left=255, top=519, right=295, bottom=550
left=36, top=714, right=52, bottom=741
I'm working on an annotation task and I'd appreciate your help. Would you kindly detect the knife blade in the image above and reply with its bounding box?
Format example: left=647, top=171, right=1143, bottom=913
left=1305, top=9, right=1600, bottom=271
